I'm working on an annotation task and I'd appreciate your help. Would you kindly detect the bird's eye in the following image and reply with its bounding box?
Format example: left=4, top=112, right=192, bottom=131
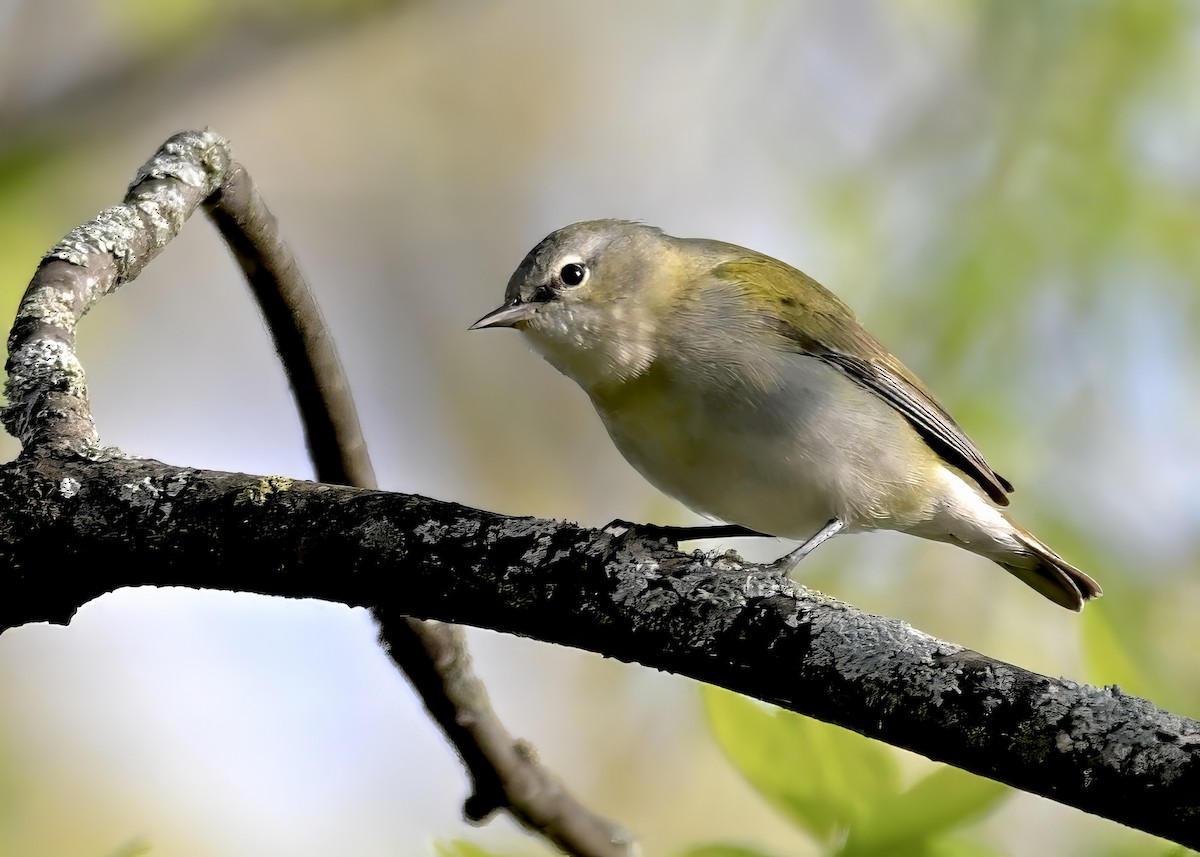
left=558, top=262, right=588, bottom=287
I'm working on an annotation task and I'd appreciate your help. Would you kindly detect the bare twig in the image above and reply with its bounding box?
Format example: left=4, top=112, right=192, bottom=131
left=1, top=454, right=1198, bottom=848
left=200, top=139, right=632, bottom=854
left=204, top=164, right=376, bottom=488
left=2, top=130, right=632, bottom=857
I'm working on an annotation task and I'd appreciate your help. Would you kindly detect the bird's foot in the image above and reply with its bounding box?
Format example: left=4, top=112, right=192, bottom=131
left=602, top=519, right=765, bottom=547
left=765, top=517, right=847, bottom=575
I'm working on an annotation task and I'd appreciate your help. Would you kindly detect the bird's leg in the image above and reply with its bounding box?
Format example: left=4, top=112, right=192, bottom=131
left=602, top=520, right=766, bottom=546
left=767, top=517, right=846, bottom=574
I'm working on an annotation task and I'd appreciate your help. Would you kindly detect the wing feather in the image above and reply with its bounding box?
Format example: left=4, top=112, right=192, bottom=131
left=711, top=254, right=1014, bottom=505
left=817, top=349, right=1014, bottom=504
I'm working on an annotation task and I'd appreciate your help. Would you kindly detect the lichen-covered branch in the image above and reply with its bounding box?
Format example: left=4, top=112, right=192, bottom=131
left=1, top=453, right=1197, bottom=848
left=4, top=130, right=229, bottom=452
left=2, top=129, right=632, bottom=857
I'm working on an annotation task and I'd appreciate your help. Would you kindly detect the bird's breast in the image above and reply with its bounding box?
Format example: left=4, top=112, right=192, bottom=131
left=588, top=355, right=939, bottom=537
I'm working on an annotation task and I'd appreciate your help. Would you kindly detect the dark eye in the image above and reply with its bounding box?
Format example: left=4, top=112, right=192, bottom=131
left=558, top=262, right=587, bottom=287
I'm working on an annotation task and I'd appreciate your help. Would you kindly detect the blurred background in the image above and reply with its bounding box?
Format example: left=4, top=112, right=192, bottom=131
left=0, top=1, right=1198, bottom=855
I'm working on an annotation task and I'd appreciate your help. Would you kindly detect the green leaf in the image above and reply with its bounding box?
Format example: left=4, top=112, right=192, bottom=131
left=920, top=836, right=1010, bottom=857
left=840, top=766, right=1009, bottom=856
left=102, top=839, right=153, bottom=857
left=671, top=844, right=782, bottom=857
left=1158, top=847, right=1193, bottom=857
left=703, top=685, right=900, bottom=842
left=432, top=840, right=514, bottom=857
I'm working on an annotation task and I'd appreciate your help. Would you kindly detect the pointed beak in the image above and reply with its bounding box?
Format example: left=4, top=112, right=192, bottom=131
left=469, top=299, right=537, bottom=330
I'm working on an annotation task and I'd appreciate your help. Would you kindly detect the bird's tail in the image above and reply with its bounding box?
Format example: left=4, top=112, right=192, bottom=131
left=996, top=524, right=1102, bottom=611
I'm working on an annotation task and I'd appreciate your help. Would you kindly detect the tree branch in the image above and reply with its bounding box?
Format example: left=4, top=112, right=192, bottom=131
left=204, top=146, right=629, bottom=854
left=2, top=130, right=632, bottom=857
left=1, top=453, right=1197, bottom=847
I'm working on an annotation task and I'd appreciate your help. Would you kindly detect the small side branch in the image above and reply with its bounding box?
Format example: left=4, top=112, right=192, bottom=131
left=204, top=165, right=376, bottom=489
left=377, top=616, right=630, bottom=852
left=202, top=151, right=630, bottom=855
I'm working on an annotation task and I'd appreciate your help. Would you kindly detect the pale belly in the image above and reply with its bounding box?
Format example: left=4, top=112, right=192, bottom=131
left=590, top=356, right=937, bottom=538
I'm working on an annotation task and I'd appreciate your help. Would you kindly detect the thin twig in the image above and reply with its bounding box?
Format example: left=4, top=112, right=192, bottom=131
left=202, top=139, right=632, bottom=854
left=204, top=165, right=376, bottom=488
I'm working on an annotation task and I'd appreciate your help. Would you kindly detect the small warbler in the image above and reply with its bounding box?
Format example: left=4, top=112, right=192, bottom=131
left=471, top=220, right=1101, bottom=610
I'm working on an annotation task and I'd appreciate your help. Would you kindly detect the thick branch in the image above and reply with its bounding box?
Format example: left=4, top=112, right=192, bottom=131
left=1, top=453, right=1197, bottom=847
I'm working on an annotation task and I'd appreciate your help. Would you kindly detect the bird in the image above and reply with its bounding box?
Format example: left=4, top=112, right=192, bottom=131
left=471, top=220, right=1101, bottom=610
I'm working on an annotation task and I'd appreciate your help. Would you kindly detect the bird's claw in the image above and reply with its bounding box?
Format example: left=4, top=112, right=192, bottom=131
left=602, top=519, right=681, bottom=545
left=601, top=520, right=767, bottom=547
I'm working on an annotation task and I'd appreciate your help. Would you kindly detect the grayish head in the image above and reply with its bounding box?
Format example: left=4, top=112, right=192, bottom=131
left=471, top=220, right=677, bottom=388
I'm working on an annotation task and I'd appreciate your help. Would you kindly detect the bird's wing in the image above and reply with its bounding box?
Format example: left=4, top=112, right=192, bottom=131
left=815, top=347, right=1014, bottom=504
left=713, top=255, right=1014, bottom=505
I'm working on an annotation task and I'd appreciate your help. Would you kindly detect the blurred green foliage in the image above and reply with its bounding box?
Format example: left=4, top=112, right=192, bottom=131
left=885, top=1, right=1197, bottom=349
left=107, top=0, right=404, bottom=43
left=704, top=685, right=904, bottom=844
left=435, top=685, right=1011, bottom=857
left=0, top=143, right=73, bottom=317
left=101, top=838, right=153, bottom=857
left=434, top=841, right=514, bottom=857
left=698, top=687, right=1009, bottom=857
left=672, top=846, right=784, bottom=857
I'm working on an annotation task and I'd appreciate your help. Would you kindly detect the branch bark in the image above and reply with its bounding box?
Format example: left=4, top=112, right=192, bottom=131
left=2, top=130, right=632, bottom=857
left=1, top=452, right=1198, bottom=847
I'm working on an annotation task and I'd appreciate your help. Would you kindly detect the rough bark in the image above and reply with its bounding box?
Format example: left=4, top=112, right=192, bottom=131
left=1, top=452, right=1198, bottom=847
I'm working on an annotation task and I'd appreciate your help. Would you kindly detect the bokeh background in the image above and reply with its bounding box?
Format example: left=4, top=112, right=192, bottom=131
left=1, top=1, right=1198, bottom=855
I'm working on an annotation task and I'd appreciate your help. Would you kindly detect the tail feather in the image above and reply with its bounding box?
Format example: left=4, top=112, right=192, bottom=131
left=1000, top=528, right=1102, bottom=611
